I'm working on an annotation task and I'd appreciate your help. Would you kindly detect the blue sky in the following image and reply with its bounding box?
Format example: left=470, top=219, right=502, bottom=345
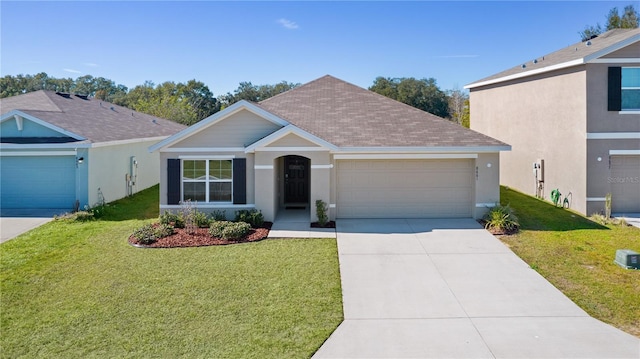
left=0, top=1, right=634, bottom=95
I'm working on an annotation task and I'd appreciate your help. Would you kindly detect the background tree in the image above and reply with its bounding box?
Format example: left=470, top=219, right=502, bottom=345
left=579, top=4, right=638, bottom=41
left=369, top=76, right=449, bottom=118
left=447, top=88, right=470, bottom=127
left=219, top=80, right=299, bottom=108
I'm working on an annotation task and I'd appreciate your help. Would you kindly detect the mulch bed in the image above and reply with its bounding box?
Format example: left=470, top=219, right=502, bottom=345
left=130, top=222, right=272, bottom=248
left=310, top=221, right=336, bottom=228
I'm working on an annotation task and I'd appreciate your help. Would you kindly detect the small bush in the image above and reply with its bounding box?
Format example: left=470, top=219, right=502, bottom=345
left=159, top=211, right=184, bottom=228
left=131, top=223, right=174, bottom=245
left=211, top=210, right=227, bottom=221
left=235, top=209, right=264, bottom=228
left=315, top=200, right=329, bottom=227
left=590, top=213, right=628, bottom=226
left=484, top=204, right=519, bottom=233
left=193, top=211, right=211, bottom=228
left=55, top=211, right=95, bottom=222
left=209, top=221, right=251, bottom=240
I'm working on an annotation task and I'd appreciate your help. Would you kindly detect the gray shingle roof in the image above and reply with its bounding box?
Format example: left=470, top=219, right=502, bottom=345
left=258, top=75, right=508, bottom=148
left=1, top=90, right=186, bottom=143
left=467, top=28, right=640, bottom=88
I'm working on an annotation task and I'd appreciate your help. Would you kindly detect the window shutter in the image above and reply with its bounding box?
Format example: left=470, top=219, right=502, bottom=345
left=233, top=158, right=247, bottom=204
left=608, top=67, right=622, bottom=111
left=167, top=159, right=181, bottom=205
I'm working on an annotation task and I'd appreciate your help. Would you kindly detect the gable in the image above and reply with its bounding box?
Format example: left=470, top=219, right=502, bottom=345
left=169, top=109, right=282, bottom=149
left=265, top=133, right=322, bottom=148
left=0, top=114, right=76, bottom=141
left=601, top=42, right=640, bottom=59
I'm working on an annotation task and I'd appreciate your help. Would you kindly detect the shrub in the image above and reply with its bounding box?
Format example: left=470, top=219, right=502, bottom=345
left=315, top=199, right=328, bottom=226
left=209, top=221, right=251, bottom=240
left=235, top=209, right=264, bottom=228
left=55, top=211, right=95, bottom=222
left=211, top=210, right=227, bottom=221
left=159, top=211, right=184, bottom=228
left=131, top=223, right=174, bottom=245
left=193, top=210, right=211, bottom=228
left=484, top=204, right=519, bottom=233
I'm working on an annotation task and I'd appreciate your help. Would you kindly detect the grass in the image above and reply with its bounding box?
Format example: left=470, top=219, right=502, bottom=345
left=499, top=186, right=640, bottom=337
left=1, top=185, right=343, bottom=358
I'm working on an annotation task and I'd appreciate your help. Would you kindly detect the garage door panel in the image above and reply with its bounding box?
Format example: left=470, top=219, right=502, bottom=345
left=610, top=156, right=640, bottom=213
left=1, top=156, right=76, bottom=209
left=337, top=159, right=474, bottom=218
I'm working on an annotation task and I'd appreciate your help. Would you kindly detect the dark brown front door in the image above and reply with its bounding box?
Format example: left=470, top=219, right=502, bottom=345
left=284, top=156, right=308, bottom=203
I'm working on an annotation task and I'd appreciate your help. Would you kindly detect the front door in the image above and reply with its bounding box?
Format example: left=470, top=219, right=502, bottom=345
left=284, top=156, right=308, bottom=204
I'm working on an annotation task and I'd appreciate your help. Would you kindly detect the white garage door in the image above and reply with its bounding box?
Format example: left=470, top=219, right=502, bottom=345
left=610, top=156, right=640, bottom=213
left=336, top=159, right=474, bottom=218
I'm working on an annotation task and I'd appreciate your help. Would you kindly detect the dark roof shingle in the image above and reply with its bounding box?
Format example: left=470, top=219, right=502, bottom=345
left=1, top=91, right=186, bottom=143
left=258, top=75, right=507, bottom=148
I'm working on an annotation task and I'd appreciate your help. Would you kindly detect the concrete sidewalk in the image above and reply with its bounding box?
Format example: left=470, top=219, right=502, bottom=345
left=313, top=218, right=640, bottom=358
left=1, top=217, right=54, bottom=243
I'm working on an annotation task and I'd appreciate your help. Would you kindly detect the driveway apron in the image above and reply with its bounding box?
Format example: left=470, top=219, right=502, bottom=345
left=313, top=218, right=640, bottom=359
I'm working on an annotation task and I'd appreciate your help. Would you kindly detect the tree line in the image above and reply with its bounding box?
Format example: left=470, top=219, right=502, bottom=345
left=0, top=73, right=469, bottom=127
left=579, top=4, right=638, bottom=41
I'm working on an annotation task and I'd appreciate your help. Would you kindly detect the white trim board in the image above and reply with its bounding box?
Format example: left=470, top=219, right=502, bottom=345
left=254, top=165, right=274, bottom=170
left=336, top=146, right=510, bottom=153
left=334, top=153, right=479, bottom=160
left=1, top=110, right=86, bottom=141
left=587, top=132, right=640, bottom=140
left=160, top=147, right=245, bottom=153
left=610, top=150, right=640, bottom=155
left=590, top=58, right=640, bottom=64
left=179, top=155, right=235, bottom=160
left=0, top=151, right=76, bottom=156
left=587, top=197, right=607, bottom=202
left=311, top=164, right=333, bottom=169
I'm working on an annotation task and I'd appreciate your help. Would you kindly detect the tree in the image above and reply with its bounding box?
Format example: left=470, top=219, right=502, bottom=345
left=579, top=4, right=639, bottom=41
left=447, top=88, right=469, bottom=126
left=219, top=80, right=299, bottom=108
left=369, top=77, right=449, bottom=118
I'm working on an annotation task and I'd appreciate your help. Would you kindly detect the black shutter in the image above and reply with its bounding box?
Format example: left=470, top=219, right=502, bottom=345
left=167, top=159, right=181, bottom=205
left=608, top=67, right=622, bottom=111
left=233, top=158, right=247, bottom=204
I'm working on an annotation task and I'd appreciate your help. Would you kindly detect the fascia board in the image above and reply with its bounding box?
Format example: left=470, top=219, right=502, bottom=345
left=148, top=101, right=289, bottom=153
left=465, top=59, right=584, bottom=89
left=244, top=125, right=339, bottom=153
left=584, top=34, right=640, bottom=63
left=334, top=146, right=512, bottom=153
left=1, top=110, right=86, bottom=140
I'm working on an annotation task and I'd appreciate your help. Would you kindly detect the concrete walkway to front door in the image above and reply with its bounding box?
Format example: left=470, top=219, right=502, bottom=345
left=313, top=218, right=640, bottom=359
left=267, top=208, right=336, bottom=239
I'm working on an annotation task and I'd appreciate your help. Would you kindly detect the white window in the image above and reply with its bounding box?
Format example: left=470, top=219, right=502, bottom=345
left=622, top=67, right=640, bottom=111
left=182, top=159, right=232, bottom=202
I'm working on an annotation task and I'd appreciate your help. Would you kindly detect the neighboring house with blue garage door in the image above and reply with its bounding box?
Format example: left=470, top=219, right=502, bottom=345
left=0, top=90, right=185, bottom=214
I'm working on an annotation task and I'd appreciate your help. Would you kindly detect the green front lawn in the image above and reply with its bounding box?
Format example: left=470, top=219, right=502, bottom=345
left=499, top=186, right=640, bottom=337
left=1, top=186, right=343, bottom=358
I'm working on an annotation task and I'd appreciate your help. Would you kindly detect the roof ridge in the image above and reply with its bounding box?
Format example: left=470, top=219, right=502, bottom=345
left=259, top=74, right=335, bottom=104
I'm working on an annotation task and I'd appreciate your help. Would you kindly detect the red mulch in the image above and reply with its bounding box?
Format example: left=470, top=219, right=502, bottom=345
left=130, top=222, right=272, bottom=248
left=310, top=221, right=336, bottom=228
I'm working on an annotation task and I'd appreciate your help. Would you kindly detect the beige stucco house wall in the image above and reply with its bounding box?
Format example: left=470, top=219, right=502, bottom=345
left=467, top=28, right=640, bottom=215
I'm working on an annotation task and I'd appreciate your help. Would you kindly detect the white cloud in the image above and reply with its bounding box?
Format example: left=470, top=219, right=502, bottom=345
left=63, top=68, right=82, bottom=74
left=277, top=18, right=299, bottom=30
left=83, top=62, right=99, bottom=67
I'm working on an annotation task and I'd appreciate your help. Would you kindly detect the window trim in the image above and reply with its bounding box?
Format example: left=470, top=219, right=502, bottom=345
left=181, top=159, right=233, bottom=203
left=621, top=67, right=640, bottom=111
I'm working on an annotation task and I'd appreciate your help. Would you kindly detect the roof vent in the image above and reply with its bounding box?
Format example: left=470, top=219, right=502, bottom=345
left=55, top=92, right=71, bottom=98
left=533, top=59, right=538, bottom=64
left=521, top=64, right=526, bottom=69
left=75, top=94, right=89, bottom=100
left=586, top=40, right=592, bottom=46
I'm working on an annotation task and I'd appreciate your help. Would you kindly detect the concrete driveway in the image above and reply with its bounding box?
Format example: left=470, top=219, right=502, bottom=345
left=313, top=218, right=640, bottom=359
left=0, top=209, right=62, bottom=244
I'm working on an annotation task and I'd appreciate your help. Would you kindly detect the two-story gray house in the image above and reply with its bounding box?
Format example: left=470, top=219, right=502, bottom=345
left=466, top=28, right=640, bottom=216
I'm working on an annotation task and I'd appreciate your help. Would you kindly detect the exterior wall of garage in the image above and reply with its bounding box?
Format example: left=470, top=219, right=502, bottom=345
left=87, top=140, right=162, bottom=208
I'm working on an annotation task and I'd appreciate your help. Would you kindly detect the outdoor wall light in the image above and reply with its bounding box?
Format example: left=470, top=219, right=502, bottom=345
left=487, top=163, right=492, bottom=168
left=77, top=157, right=84, bottom=164
left=597, top=157, right=602, bottom=162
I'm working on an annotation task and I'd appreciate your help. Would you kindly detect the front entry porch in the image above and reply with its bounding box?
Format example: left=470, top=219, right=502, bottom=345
left=268, top=207, right=336, bottom=238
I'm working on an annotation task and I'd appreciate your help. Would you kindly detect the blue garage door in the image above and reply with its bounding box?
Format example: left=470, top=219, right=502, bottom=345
left=1, top=156, right=76, bottom=210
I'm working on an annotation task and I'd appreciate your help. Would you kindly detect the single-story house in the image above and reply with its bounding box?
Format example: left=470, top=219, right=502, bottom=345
left=466, top=28, right=640, bottom=215
left=150, top=75, right=510, bottom=222
left=0, top=90, right=186, bottom=214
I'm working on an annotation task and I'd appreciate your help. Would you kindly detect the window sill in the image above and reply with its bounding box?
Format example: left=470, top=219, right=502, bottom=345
left=161, top=203, right=255, bottom=209
left=618, top=111, right=640, bottom=115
